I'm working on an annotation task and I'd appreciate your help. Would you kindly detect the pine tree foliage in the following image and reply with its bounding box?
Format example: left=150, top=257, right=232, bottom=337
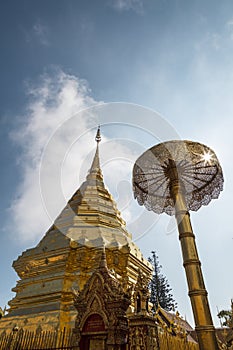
left=217, top=309, right=232, bottom=327
left=217, top=300, right=233, bottom=327
left=148, top=251, right=177, bottom=312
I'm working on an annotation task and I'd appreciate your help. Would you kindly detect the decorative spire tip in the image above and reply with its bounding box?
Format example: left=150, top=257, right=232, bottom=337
left=95, top=125, right=101, bottom=143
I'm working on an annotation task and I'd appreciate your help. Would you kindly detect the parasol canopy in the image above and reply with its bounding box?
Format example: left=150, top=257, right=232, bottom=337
left=133, top=140, right=223, bottom=216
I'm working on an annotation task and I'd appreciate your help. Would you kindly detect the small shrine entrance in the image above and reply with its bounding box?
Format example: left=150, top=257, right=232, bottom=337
left=79, top=313, right=107, bottom=350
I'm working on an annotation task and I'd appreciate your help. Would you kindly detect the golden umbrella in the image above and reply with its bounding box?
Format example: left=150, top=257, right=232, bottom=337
left=133, top=140, right=223, bottom=350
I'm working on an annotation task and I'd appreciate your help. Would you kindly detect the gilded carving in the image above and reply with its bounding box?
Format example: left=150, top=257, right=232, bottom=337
left=73, top=250, right=131, bottom=348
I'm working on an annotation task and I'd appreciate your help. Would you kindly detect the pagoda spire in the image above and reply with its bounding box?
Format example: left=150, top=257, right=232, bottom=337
left=87, top=126, right=103, bottom=179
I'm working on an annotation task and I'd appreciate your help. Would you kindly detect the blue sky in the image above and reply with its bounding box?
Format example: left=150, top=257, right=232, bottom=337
left=1, top=0, right=233, bottom=326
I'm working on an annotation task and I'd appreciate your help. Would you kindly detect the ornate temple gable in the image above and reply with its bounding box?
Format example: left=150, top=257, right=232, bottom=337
left=73, top=249, right=131, bottom=348
left=74, top=249, right=131, bottom=314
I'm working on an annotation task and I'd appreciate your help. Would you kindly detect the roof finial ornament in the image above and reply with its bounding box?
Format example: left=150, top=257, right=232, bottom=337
left=95, top=125, right=101, bottom=143
left=87, top=125, right=103, bottom=179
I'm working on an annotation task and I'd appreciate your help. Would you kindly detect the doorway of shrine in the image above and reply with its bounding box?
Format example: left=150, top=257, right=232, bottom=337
left=80, top=313, right=107, bottom=350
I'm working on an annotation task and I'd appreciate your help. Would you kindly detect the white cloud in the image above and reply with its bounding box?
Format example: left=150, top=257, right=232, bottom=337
left=110, top=0, right=144, bottom=14
left=33, top=20, right=49, bottom=46
left=194, top=32, right=222, bottom=52
left=23, top=20, right=49, bottom=46
left=194, top=17, right=233, bottom=52
left=9, top=68, right=98, bottom=243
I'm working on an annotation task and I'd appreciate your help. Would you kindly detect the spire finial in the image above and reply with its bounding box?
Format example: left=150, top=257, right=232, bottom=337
left=95, top=125, right=101, bottom=143
left=87, top=125, right=103, bottom=179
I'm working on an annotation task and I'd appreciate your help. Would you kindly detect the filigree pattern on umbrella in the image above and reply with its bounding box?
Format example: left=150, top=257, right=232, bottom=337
left=133, top=140, right=223, bottom=215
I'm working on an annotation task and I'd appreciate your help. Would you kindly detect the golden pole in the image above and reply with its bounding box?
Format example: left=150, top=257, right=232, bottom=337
left=169, top=159, right=219, bottom=350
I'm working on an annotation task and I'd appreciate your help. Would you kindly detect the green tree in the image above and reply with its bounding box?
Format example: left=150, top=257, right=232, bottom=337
left=148, top=251, right=177, bottom=312
left=217, top=301, right=233, bottom=327
left=217, top=310, right=232, bottom=327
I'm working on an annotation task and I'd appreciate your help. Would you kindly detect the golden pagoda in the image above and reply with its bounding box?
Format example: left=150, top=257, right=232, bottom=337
left=0, top=127, right=152, bottom=335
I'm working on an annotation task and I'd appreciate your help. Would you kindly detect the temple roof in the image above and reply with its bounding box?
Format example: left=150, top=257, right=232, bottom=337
left=36, top=127, right=144, bottom=256
left=155, top=305, right=196, bottom=342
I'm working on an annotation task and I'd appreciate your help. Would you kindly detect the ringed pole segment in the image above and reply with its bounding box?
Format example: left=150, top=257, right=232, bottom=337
left=133, top=140, right=223, bottom=350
